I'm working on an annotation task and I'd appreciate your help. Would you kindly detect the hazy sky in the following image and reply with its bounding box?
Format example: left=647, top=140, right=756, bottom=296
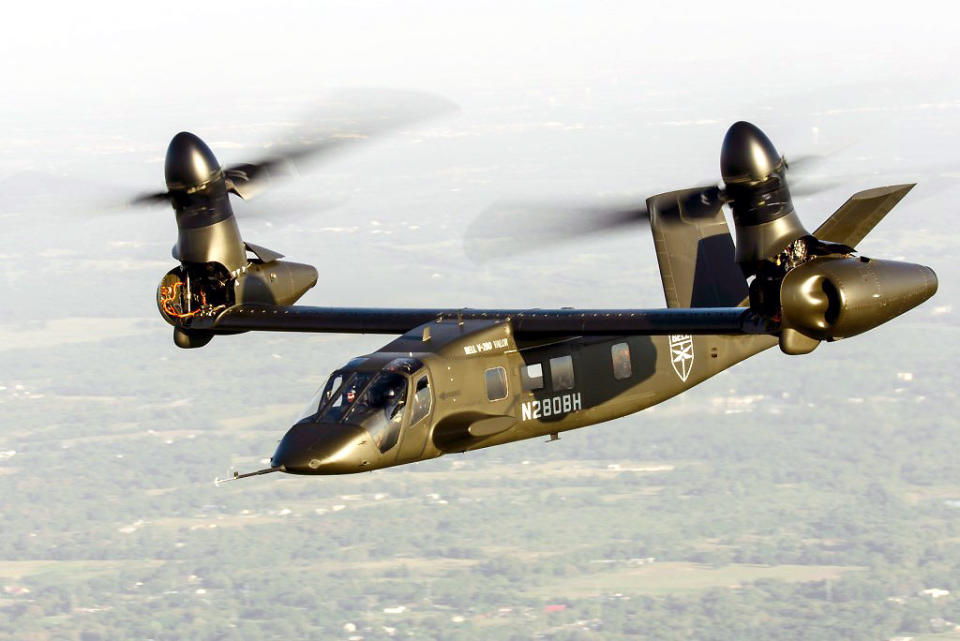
left=1, top=2, right=957, bottom=323
left=2, top=1, right=957, bottom=123
left=3, top=1, right=958, bottom=171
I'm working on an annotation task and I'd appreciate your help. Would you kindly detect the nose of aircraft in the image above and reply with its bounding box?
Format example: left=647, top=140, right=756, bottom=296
left=271, top=422, right=377, bottom=474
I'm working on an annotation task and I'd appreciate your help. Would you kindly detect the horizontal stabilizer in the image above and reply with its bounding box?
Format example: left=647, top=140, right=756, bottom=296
left=814, top=184, right=914, bottom=248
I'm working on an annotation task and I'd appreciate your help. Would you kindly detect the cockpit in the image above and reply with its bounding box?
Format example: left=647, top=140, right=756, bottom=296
left=296, top=356, right=429, bottom=454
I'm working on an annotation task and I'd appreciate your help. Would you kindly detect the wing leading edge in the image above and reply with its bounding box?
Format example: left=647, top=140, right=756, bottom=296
left=188, top=304, right=772, bottom=337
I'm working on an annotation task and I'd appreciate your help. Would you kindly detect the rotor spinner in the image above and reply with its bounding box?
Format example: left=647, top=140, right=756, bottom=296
left=164, top=132, right=246, bottom=272
left=720, top=121, right=784, bottom=185
left=720, top=121, right=809, bottom=269
left=165, top=132, right=223, bottom=191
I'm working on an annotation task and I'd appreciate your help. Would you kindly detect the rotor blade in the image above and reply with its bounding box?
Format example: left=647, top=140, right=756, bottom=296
left=129, top=191, right=170, bottom=207
left=224, top=146, right=337, bottom=200
left=464, top=199, right=650, bottom=262
left=783, top=152, right=833, bottom=173
left=788, top=179, right=849, bottom=198
left=678, top=184, right=726, bottom=217
left=790, top=157, right=960, bottom=202
left=779, top=144, right=859, bottom=197
left=224, top=88, right=458, bottom=200
left=228, top=193, right=350, bottom=221
left=122, top=183, right=347, bottom=219
left=461, top=151, right=844, bottom=263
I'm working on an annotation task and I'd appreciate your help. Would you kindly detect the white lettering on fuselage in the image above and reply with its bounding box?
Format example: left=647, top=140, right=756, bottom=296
left=463, top=337, right=509, bottom=356
left=521, top=393, right=582, bottom=421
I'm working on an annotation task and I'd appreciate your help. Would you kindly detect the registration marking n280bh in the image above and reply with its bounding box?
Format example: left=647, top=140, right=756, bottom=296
left=522, top=393, right=582, bottom=421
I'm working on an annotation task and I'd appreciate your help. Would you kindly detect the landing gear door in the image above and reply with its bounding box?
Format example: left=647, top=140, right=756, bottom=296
left=397, top=372, right=433, bottom=463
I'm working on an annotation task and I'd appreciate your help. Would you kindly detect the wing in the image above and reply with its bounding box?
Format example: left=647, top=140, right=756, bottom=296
left=813, top=184, right=914, bottom=248
left=187, top=304, right=770, bottom=337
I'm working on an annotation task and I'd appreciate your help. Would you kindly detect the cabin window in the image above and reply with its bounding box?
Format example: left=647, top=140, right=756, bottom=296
left=550, top=355, right=575, bottom=391
left=484, top=366, right=508, bottom=401
left=410, top=375, right=432, bottom=424
left=611, top=343, right=632, bottom=380
left=520, top=363, right=544, bottom=391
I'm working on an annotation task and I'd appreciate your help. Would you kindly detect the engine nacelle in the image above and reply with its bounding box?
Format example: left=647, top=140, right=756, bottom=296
left=154, top=132, right=320, bottom=348
left=778, top=256, right=937, bottom=353
left=157, top=257, right=318, bottom=336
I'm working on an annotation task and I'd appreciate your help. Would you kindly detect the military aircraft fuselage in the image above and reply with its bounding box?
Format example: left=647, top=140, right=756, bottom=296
left=150, top=123, right=937, bottom=485
left=271, top=319, right=776, bottom=474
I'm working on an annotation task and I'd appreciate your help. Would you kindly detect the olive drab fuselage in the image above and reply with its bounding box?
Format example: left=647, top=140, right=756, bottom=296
left=277, top=319, right=776, bottom=474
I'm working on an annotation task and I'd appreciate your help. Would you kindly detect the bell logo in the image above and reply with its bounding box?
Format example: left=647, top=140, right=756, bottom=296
left=669, top=335, right=694, bottom=382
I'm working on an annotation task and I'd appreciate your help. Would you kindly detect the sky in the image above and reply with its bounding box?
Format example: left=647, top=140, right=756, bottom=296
left=0, top=1, right=956, bottom=335
left=2, top=2, right=958, bottom=132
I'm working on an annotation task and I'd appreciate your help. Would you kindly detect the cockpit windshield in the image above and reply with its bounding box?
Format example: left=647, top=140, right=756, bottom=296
left=297, top=370, right=368, bottom=424
left=342, top=372, right=407, bottom=452
left=317, top=371, right=374, bottom=424
left=296, top=357, right=424, bottom=454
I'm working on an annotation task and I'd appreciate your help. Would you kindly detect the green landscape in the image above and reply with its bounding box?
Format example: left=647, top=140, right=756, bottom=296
left=1, top=310, right=958, bottom=640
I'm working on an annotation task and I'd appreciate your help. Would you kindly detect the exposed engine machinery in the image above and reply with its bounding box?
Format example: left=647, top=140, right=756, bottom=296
left=158, top=262, right=232, bottom=321
left=151, top=133, right=318, bottom=348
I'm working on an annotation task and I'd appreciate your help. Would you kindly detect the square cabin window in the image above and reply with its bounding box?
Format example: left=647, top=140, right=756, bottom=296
left=550, top=355, right=575, bottom=391
left=520, top=363, right=544, bottom=391
left=484, top=367, right=508, bottom=401
left=611, top=342, right=632, bottom=380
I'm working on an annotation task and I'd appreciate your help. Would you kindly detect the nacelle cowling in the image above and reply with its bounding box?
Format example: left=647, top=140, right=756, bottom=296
left=778, top=256, right=937, bottom=353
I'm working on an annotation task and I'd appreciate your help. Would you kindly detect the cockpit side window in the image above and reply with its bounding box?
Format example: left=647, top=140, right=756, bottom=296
left=296, top=371, right=345, bottom=423
left=410, top=375, right=432, bottom=424
left=323, top=373, right=345, bottom=405
left=484, top=366, right=508, bottom=401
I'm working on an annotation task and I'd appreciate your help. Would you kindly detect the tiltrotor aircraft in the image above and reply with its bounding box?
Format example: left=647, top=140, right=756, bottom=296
left=138, top=120, right=937, bottom=482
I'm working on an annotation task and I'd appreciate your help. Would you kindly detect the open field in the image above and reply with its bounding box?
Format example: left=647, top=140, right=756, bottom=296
left=0, top=560, right=164, bottom=582
left=0, top=318, right=155, bottom=351
left=915, top=633, right=960, bottom=641
left=522, top=562, right=865, bottom=598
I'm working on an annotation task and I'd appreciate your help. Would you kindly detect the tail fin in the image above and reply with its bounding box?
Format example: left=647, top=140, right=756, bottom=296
left=813, top=184, right=914, bottom=248
left=647, top=189, right=748, bottom=308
